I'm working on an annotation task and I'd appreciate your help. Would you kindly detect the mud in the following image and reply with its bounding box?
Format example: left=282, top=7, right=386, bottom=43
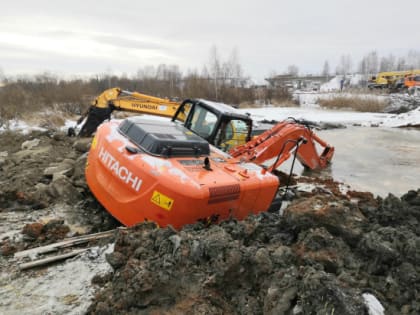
left=87, top=189, right=420, bottom=315
left=0, top=130, right=118, bottom=258
left=0, top=129, right=419, bottom=315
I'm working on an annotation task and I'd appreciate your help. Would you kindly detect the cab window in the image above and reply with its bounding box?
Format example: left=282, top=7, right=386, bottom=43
left=190, top=105, right=217, bottom=139
left=216, top=119, right=249, bottom=151
left=175, top=102, right=192, bottom=122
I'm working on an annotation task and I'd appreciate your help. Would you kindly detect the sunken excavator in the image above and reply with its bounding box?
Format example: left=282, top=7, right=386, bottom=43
left=84, top=88, right=335, bottom=229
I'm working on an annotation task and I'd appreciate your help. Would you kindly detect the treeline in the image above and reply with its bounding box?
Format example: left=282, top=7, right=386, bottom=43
left=331, top=50, right=420, bottom=76
left=0, top=66, right=290, bottom=121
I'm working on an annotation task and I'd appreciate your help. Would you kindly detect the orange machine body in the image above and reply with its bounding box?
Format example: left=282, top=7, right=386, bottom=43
left=404, top=75, right=420, bottom=88
left=86, top=117, right=279, bottom=229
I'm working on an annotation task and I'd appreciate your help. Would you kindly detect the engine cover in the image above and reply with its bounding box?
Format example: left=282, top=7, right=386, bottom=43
left=86, top=118, right=279, bottom=229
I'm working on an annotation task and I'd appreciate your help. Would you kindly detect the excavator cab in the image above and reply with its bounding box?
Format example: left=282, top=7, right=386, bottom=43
left=172, top=99, right=252, bottom=151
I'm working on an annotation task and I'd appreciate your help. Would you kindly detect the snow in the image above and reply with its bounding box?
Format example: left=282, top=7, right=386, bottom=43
left=362, top=293, right=385, bottom=315
left=383, top=106, right=420, bottom=127
left=241, top=106, right=392, bottom=127
left=0, top=118, right=76, bottom=134
left=320, top=74, right=364, bottom=92
left=320, top=76, right=342, bottom=92
left=240, top=95, right=420, bottom=128
left=0, top=244, right=114, bottom=315
left=0, top=119, right=46, bottom=134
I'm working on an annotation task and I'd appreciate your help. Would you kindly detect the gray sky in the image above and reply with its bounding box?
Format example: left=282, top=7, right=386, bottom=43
left=1, top=0, right=419, bottom=82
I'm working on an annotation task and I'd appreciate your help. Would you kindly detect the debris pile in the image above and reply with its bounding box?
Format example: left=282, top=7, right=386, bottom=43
left=385, top=93, right=420, bottom=113
left=88, top=190, right=420, bottom=315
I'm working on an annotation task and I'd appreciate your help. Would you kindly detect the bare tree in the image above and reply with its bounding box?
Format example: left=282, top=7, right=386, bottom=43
left=0, top=67, right=5, bottom=82
left=358, top=51, right=379, bottom=76
left=406, top=50, right=420, bottom=69
left=336, top=54, right=353, bottom=75
left=208, top=45, right=222, bottom=100
left=286, top=65, right=299, bottom=76
left=322, top=60, right=330, bottom=79
left=396, top=57, right=407, bottom=71
left=379, top=54, right=396, bottom=72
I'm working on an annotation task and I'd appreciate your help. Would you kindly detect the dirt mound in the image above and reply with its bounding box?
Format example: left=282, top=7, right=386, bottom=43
left=88, top=190, right=420, bottom=315
left=0, top=130, right=119, bottom=259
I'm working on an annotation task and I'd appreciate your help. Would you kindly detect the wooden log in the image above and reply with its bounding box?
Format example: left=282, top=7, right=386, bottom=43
left=19, top=248, right=88, bottom=270
left=14, top=229, right=118, bottom=259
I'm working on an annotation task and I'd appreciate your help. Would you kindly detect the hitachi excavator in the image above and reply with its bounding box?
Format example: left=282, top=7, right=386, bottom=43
left=85, top=88, right=334, bottom=229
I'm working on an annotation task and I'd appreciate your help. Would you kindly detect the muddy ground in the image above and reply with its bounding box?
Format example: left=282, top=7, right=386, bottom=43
left=0, top=128, right=419, bottom=314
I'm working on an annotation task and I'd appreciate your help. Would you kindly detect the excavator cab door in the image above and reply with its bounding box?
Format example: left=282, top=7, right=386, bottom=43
left=173, top=99, right=252, bottom=150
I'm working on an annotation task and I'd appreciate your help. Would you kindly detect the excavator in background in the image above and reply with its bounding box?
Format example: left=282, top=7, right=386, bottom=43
left=368, top=69, right=420, bottom=91
left=75, top=87, right=181, bottom=137
left=404, top=74, right=420, bottom=94
left=85, top=92, right=334, bottom=229
left=75, top=87, right=261, bottom=147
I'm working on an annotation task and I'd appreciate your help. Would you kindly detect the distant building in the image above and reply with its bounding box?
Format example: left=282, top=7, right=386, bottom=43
left=265, top=74, right=329, bottom=91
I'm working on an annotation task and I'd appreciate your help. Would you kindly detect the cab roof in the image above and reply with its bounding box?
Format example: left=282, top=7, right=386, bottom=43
left=196, top=99, right=251, bottom=121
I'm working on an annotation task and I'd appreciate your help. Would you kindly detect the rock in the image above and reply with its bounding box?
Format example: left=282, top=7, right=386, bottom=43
left=21, top=138, right=40, bottom=150
left=42, top=219, right=70, bottom=240
left=271, top=245, right=294, bottom=266
left=44, top=160, right=75, bottom=177
left=284, top=195, right=367, bottom=245
left=299, top=268, right=366, bottom=315
left=22, top=222, right=44, bottom=239
left=73, top=139, right=92, bottom=153
left=105, top=251, right=127, bottom=269
left=0, top=151, right=8, bottom=166
left=0, top=241, right=17, bottom=256
left=49, top=175, right=83, bottom=204
left=253, top=247, right=273, bottom=274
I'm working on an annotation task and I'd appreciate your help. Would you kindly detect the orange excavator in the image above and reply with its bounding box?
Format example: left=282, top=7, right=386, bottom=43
left=85, top=92, right=334, bottom=229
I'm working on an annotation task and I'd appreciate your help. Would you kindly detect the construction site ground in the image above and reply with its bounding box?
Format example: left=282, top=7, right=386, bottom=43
left=0, top=127, right=420, bottom=314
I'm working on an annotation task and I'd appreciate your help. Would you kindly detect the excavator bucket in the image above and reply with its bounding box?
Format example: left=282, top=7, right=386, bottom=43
left=78, top=106, right=113, bottom=137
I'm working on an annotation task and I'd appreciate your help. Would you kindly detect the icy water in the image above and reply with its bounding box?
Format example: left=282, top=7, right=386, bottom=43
left=281, top=126, right=420, bottom=197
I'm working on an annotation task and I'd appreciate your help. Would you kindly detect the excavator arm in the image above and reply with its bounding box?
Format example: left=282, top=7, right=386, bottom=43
left=228, top=119, right=334, bottom=171
left=77, top=87, right=181, bottom=136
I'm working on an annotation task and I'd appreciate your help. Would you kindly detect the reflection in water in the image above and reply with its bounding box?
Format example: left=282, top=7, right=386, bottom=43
left=279, top=127, right=420, bottom=197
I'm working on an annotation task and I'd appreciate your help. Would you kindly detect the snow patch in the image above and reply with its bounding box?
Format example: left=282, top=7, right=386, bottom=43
left=0, top=244, right=114, bottom=315
left=362, top=293, right=385, bottom=315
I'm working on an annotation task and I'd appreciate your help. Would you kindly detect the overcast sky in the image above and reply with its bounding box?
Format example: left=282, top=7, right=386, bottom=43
left=1, top=0, right=419, bottom=82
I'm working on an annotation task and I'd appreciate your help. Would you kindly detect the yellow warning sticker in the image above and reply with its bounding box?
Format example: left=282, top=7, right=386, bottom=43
left=151, top=190, right=174, bottom=211
left=91, top=136, right=98, bottom=150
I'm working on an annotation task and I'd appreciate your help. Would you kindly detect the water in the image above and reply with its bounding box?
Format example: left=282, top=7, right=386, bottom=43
left=279, top=126, right=420, bottom=197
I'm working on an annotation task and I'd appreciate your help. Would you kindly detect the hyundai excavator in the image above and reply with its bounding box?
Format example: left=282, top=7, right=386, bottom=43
left=76, top=87, right=181, bottom=137
left=85, top=91, right=335, bottom=229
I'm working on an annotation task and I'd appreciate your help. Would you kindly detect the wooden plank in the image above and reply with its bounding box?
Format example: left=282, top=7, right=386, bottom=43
left=19, top=249, right=88, bottom=270
left=14, top=229, right=118, bottom=259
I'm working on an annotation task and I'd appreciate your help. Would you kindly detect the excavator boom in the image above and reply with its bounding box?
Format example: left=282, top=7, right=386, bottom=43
left=229, top=119, right=334, bottom=171
left=77, top=87, right=181, bottom=136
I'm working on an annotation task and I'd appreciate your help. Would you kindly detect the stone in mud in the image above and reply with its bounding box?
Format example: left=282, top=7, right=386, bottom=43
left=43, top=159, right=75, bottom=177
left=105, top=251, right=127, bottom=269
left=21, top=138, right=40, bottom=150
left=22, top=222, right=44, bottom=239
left=49, top=175, right=83, bottom=204
left=0, top=240, right=17, bottom=256
left=294, top=227, right=357, bottom=274
left=299, top=267, right=366, bottom=315
left=284, top=195, right=367, bottom=245
left=42, top=219, right=70, bottom=240
left=73, top=138, right=92, bottom=153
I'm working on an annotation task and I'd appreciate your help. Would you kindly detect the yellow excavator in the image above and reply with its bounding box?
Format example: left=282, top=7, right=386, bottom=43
left=368, top=69, right=420, bottom=90
left=74, top=87, right=251, bottom=149
left=75, top=88, right=181, bottom=137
